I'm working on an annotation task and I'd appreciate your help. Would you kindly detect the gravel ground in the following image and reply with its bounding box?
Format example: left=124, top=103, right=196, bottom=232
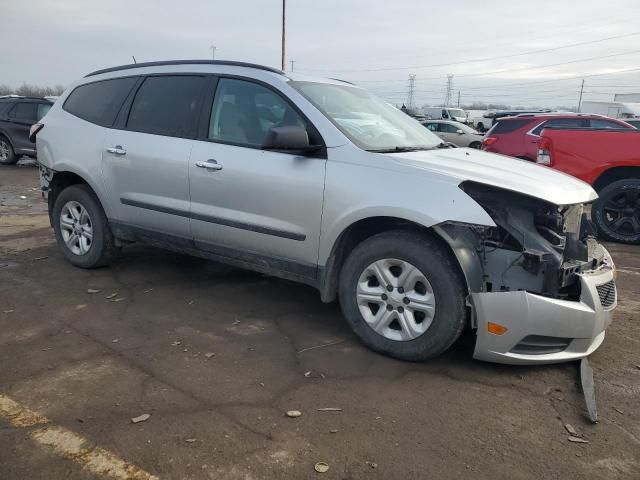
left=1, top=160, right=639, bottom=480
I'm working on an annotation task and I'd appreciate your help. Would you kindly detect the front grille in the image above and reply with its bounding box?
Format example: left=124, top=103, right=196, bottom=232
left=596, top=280, right=617, bottom=309
left=511, top=335, right=571, bottom=355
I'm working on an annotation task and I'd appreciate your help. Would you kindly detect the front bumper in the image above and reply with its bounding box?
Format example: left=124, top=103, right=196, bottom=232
left=472, top=265, right=616, bottom=365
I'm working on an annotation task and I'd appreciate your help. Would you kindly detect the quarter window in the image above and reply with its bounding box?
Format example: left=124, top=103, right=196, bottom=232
left=209, top=78, right=306, bottom=147
left=36, top=103, right=51, bottom=121
left=64, top=77, right=138, bottom=127
left=127, top=76, right=206, bottom=139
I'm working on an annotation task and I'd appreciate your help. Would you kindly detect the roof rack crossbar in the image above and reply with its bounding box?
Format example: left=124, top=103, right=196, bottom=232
left=85, top=60, right=284, bottom=78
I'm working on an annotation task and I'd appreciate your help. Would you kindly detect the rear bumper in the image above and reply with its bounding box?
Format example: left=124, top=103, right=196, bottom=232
left=472, top=266, right=616, bottom=365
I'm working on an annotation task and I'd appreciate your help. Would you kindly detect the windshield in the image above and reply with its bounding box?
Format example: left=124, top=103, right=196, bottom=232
left=290, top=81, right=442, bottom=151
left=447, top=109, right=466, bottom=118
left=455, top=123, right=478, bottom=134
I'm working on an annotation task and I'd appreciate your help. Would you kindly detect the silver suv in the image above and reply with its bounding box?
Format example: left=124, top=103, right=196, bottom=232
left=35, top=60, right=617, bottom=365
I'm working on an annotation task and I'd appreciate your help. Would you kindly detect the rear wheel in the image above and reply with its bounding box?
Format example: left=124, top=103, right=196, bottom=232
left=52, top=184, right=119, bottom=267
left=0, top=136, right=16, bottom=165
left=338, top=230, right=467, bottom=361
left=469, top=141, right=482, bottom=149
left=593, top=179, right=640, bottom=244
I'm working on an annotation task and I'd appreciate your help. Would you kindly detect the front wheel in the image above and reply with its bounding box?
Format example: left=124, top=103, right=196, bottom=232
left=469, top=141, right=482, bottom=149
left=52, top=184, right=119, bottom=268
left=338, top=231, right=467, bottom=361
left=592, top=179, right=640, bottom=244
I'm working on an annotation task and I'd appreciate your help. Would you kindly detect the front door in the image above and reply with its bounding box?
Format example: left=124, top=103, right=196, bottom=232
left=189, top=77, right=326, bottom=279
left=102, top=75, right=208, bottom=238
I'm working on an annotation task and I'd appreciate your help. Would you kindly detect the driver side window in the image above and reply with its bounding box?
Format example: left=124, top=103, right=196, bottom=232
left=209, top=78, right=306, bottom=147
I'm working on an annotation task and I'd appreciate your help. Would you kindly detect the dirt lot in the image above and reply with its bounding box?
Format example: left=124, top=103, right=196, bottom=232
left=1, top=160, right=639, bottom=480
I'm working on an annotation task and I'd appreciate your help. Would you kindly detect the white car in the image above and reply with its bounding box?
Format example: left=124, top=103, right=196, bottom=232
left=423, top=120, right=484, bottom=148
left=34, top=60, right=616, bottom=365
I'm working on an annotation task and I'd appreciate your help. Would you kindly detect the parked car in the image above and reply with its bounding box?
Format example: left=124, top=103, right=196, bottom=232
left=0, top=96, right=53, bottom=164
left=482, top=113, right=635, bottom=161
left=581, top=100, right=640, bottom=120
left=423, top=120, right=483, bottom=148
left=475, top=109, right=554, bottom=133
left=537, top=126, right=640, bottom=244
left=422, top=107, right=471, bottom=125
left=35, top=60, right=616, bottom=365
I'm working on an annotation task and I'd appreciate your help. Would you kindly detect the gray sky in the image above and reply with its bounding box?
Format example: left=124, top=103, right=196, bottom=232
left=2, top=0, right=640, bottom=107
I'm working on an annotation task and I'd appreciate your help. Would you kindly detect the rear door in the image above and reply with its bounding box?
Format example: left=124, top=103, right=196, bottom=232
left=6, top=101, right=39, bottom=153
left=102, top=74, right=208, bottom=239
left=188, top=76, right=326, bottom=279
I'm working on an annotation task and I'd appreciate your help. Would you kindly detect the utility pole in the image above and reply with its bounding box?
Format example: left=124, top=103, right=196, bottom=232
left=131, top=56, right=137, bottom=64
left=407, top=74, right=416, bottom=111
left=444, top=74, right=454, bottom=106
left=281, top=0, right=286, bottom=70
left=577, top=78, right=585, bottom=112
left=210, top=46, right=216, bottom=60
left=457, top=90, right=461, bottom=107
left=290, top=60, right=296, bottom=72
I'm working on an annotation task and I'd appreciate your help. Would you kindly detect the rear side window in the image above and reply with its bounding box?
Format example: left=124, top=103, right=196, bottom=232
left=13, top=102, right=38, bottom=121
left=64, top=77, right=138, bottom=127
left=489, top=119, right=532, bottom=134
left=37, top=103, right=51, bottom=121
left=531, top=118, right=587, bottom=135
left=127, top=76, right=206, bottom=139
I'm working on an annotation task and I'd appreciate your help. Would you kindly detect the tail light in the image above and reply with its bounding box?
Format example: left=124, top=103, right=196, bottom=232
left=536, top=137, right=552, bottom=166
left=482, top=136, right=497, bottom=148
left=29, top=123, right=44, bottom=143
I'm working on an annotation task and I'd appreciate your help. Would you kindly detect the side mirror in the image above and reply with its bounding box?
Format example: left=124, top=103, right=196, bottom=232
left=456, top=129, right=464, bottom=134
left=262, top=126, right=312, bottom=152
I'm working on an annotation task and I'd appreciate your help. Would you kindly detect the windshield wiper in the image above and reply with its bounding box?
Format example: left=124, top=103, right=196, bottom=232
left=367, top=146, right=433, bottom=153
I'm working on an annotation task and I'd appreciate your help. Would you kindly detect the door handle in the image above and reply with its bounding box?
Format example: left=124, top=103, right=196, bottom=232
left=106, top=145, right=126, bottom=156
left=195, top=159, right=223, bottom=171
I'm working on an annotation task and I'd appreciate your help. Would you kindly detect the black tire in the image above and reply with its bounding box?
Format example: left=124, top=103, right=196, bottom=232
left=0, top=136, right=17, bottom=165
left=338, top=230, right=467, bottom=361
left=476, top=123, right=485, bottom=133
left=52, top=184, right=119, bottom=268
left=592, top=179, right=640, bottom=245
left=469, top=141, right=482, bottom=149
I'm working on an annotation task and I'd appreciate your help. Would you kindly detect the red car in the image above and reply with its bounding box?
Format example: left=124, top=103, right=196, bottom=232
left=482, top=114, right=635, bottom=161
left=537, top=127, right=640, bottom=244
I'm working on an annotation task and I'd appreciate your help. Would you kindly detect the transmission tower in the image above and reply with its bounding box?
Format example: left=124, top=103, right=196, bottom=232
left=444, top=74, right=454, bottom=106
left=407, top=74, right=416, bottom=111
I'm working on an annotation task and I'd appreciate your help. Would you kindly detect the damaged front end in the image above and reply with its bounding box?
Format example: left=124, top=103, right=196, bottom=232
left=436, top=182, right=616, bottom=365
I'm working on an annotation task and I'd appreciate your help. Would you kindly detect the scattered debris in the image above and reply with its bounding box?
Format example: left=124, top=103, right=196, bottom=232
left=231, top=319, right=241, bottom=326
left=615, top=408, right=625, bottom=415
left=317, top=408, right=342, bottom=412
left=297, top=338, right=350, bottom=354
left=185, top=438, right=197, bottom=443
left=111, top=339, right=119, bottom=343
left=320, top=373, right=325, bottom=379
left=171, top=341, right=181, bottom=346
left=259, top=382, right=265, bottom=387
left=329, top=429, right=338, bottom=434
left=2, top=309, right=14, bottom=314
left=568, top=436, right=589, bottom=444
left=75, top=304, right=87, bottom=310
left=87, top=289, right=100, bottom=294
left=304, top=371, right=312, bottom=377
left=580, top=358, right=598, bottom=423
left=204, top=353, right=216, bottom=359
left=105, top=293, right=118, bottom=299
left=32, top=256, right=48, bottom=262
left=107, top=297, right=126, bottom=303
left=286, top=410, right=302, bottom=418
left=143, top=288, right=153, bottom=293
left=564, top=424, right=579, bottom=437
left=131, top=414, right=151, bottom=424
left=314, top=462, right=329, bottom=473
left=188, top=300, right=194, bottom=305
left=19, top=195, right=27, bottom=199
left=366, top=461, right=377, bottom=469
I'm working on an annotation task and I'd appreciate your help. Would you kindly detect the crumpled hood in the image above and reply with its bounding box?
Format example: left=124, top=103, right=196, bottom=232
left=388, top=148, right=597, bottom=205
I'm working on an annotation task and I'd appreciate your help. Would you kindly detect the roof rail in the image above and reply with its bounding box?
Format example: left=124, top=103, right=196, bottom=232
left=85, top=60, right=285, bottom=78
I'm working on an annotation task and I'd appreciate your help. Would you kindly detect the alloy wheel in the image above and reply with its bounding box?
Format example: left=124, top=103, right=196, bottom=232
left=60, top=201, right=93, bottom=255
left=603, top=190, right=640, bottom=236
left=356, top=258, right=436, bottom=341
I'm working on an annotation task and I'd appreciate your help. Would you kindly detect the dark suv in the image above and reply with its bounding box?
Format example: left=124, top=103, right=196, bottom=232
left=0, top=96, right=54, bottom=165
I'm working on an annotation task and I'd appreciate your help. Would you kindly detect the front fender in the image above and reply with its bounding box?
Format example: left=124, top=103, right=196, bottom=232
left=318, top=158, right=495, bottom=265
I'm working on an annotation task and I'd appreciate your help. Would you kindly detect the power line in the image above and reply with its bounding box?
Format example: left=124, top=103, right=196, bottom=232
left=297, top=32, right=640, bottom=74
